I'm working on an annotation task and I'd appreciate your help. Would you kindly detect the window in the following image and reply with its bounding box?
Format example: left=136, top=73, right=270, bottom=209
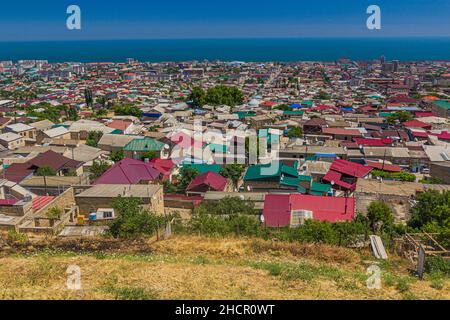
left=103, top=211, right=113, bottom=219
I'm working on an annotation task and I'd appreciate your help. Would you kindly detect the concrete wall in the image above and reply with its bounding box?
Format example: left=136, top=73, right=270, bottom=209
left=76, top=187, right=165, bottom=216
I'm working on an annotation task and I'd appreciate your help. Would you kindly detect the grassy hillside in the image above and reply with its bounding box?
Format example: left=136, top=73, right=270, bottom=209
left=0, top=235, right=448, bottom=300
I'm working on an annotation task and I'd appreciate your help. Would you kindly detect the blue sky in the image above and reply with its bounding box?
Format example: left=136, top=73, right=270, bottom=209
left=0, top=0, right=449, bottom=41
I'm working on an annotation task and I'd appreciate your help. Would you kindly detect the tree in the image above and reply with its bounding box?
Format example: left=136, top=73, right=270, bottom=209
left=287, top=127, right=304, bottom=139
left=204, top=85, right=244, bottom=106
left=86, top=131, right=103, bottom=147
left=65, top=106, right=79, bottom=121
left=195, top=197, right=257, bottom=216
left=367, top=201, right=394, bottom=233
left=84, top=88, right=93, bottom=108
left=90, top=160, right=111, bottom=181
left=46, top=207, right=62, bottom=221
left=314, top=90, right=332, bottom=100
left=113, top=105, right=143, bottom=118
left=36, top=166, right=57, bottom=177
left=274, top=104, right=292, bottom=111
left=163, top=180, right=178, bottom=194
left=409, top=190, right=450, bottom=229
left=141, top=151, right=158, bottom=161
left=387, top=111, right=413, bottom=124
left=110, top=150, right=125, bottom=162
left=109, top=197, right=167, bottom=239
left=178, top=167, right=200, bottom=190
left=220, top=164, right=245, bottom=189
left=188, top=87, right=206, bottom=107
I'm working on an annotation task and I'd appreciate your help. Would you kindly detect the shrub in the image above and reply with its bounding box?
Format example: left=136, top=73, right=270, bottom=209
left=7, top=230, right=28, bottom=243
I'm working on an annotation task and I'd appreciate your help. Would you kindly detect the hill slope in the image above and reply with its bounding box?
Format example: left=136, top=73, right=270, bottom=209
left=0, top=235, right=448, bottom=300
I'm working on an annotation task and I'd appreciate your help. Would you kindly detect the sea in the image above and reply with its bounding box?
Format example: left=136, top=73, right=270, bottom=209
left=0, top=37, right=449, bottom=63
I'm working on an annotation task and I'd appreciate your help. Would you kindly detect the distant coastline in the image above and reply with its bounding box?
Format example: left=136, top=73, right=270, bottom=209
left=0, top=37, right=450, bottom=63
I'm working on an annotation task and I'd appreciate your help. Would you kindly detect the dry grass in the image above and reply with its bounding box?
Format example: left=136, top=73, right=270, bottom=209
left=0, top=235, right=449, bottom=300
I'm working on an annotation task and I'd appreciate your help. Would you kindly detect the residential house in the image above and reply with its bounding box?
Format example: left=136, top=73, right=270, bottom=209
left=262, top=194, right=355, bottom=227
left=94, top=158, right=161, bottom=185
left=75, top=184, right=164, bottom=219
left=123, top=137, right=168, bottom=160
left=186, top=171, right=231, bottom=196
left=0, top=132, right=25, bottom=150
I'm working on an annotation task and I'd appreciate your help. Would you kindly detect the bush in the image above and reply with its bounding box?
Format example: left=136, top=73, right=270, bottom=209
left=7, top=230, right=28, bottom=243
left=425, top=256, right=450, bottom=277
left=108, top=197, right=168, bottom=239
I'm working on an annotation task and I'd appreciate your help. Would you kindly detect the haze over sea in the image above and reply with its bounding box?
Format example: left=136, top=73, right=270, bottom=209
left=0, top=38, right=449, bottom=62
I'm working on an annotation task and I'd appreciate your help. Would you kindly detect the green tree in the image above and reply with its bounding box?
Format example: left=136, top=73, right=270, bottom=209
left=141, top=151, right=158, bottom=161
left=36, top=166, right=57, bottom=177
left=65, top=106, right=79, bottom=121
left=178, top=167, right=200, bottom=190
left=205, top=85, right=244, bottom=106
left=287, top=127, right=304, bottom=139
left=46, top=207, right=62, bottom=221
left=387, top=111, right=413, bottom=124
left=86, top=131, right=104, bottom=148
left=409, top=190, right=450, bottom=230
left=220, top=164, right=245, bottom=189
left=163, top=180, right=178, bottom=194
left=188, top=87, right=206, bottom=107
left=109, top=197, right=167, bottom=239
left=110, top=150, right=125, bottom=162
left=367, top=201, right=394, bottom=233
left=90, top=160, right=111, bottom=181
left=84, top=88, right=93, bottom=108
left=195, top=197, right=257, bottom=216
left=113, top=105, right=143, bottom=118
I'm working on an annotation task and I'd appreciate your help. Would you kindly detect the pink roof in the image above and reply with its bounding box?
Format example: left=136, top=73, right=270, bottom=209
left=415, top=112, right=434, bottom=118
left=187, top=171, right=227, bottom=192
left=411, top=131, right=429, bottom=138
left=171, top=132, right=205, bottom=149
left=354, top=138, right=386, bottom=147
left=263, top=194, right=355, bottom=227
left=403, top=120, right=431, bottom=129
left=94, top=158, right=160, bottom=185
left=149, top=158, right=176, bottom=176
left=430, top=131, right=450, bottom=141
left=329, top=159, right=372, bottom=178
left=0, top=199, right=18, bottom=206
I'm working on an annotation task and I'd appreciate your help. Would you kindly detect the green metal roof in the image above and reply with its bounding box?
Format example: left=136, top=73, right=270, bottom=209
left=123, top=137, right=165, bottom=152
left=311, top=182, right=332, bottom=194
left=281, top=164, right=299, bottom=178
left=379, top=112, right=393, bottom=117
left=280, top=176, right=301, bottom=188
left=434, top=100, right=450, bottom=110
left=183, top=163, right=223, bottom=175
left=283, top=110, right=304, bottom=116
left=244, top=163, right=282, bottom=181
left=235, top=111, right=256, bottom=119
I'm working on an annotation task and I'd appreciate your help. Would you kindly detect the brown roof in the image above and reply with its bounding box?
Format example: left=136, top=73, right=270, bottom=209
left=27, top=150, right=83, bottom=171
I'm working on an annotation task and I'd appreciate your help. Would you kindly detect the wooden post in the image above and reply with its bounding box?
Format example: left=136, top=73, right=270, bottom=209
left=417, top=245, right=426, bottom=280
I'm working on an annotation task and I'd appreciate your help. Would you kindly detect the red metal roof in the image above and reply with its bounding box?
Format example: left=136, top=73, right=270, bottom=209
left=263, top=194, right=355, bottom=227
left=354, top=138, right=386, bottom=147
left=32, top=196, right=55, bottom=212
left=403, top=120, right=431, bottom=129
left=94, top=158, right=160, bottom=185
left=186, top=171, right=227, bottom=192
left=329, top=159, right=372, bottom=178
left=366, top=161, right=402, bottom=173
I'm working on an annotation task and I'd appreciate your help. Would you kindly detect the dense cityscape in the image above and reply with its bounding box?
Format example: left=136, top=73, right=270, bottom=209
left=0, top=56, right=449, bottom=300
